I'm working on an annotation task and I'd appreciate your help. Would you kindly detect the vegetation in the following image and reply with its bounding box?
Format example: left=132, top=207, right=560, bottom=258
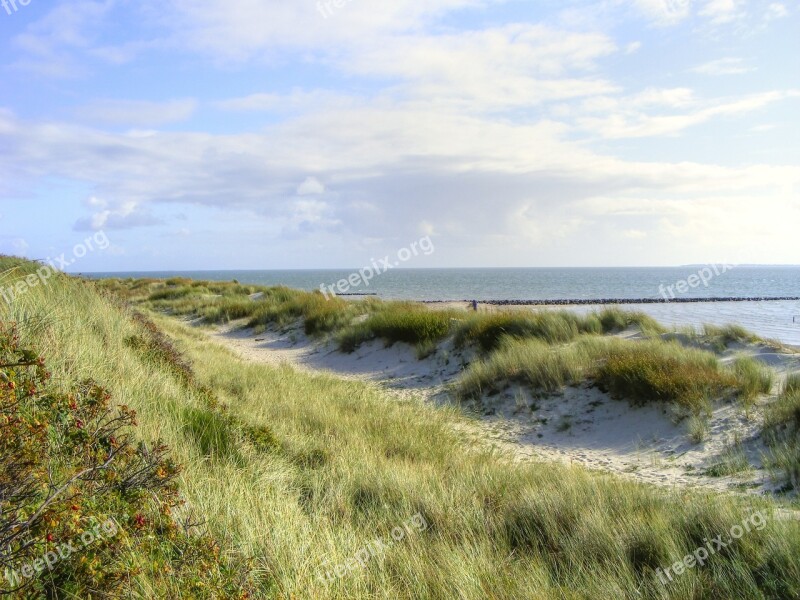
left=453, top=311, right=601, bottom=352
left=596, top=340, right=741, bottom=413
left=3, top=261, right=797, bottom=597
left=0, top=325, right=249, bottom=598
left=705, top=438, right=753, bottom=477
left=455, top=337, right=598, bottom=398
left=338, top=302, right=460, bottom=353
left=457, top=335, right=770, bottom=414
left=732, top=356, right=776, bottom=406
left=702, top=324, right=762, bottom=346
left=763, top=376, right=800, bottom=490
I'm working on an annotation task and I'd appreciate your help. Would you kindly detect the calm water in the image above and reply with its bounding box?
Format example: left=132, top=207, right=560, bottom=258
left=85, top=267, right=800, bottom=345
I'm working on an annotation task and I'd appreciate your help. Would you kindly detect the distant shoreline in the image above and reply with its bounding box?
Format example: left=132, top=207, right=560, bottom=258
left=422, top=296, right=800, bottom=306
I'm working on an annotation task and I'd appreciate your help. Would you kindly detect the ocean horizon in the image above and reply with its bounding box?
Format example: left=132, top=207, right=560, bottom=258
left=85, top=266, right=800, bottom=345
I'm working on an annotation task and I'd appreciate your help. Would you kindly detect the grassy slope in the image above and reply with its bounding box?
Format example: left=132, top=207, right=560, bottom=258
left=2, top=260, right=799, bottom=598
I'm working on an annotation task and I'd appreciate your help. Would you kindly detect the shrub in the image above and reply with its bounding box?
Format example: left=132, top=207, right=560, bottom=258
left=0, top=323, right=251, bottom=597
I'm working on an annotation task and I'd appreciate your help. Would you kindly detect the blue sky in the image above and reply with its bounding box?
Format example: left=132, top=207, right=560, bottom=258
left=0, top=0, right=798, bottom=271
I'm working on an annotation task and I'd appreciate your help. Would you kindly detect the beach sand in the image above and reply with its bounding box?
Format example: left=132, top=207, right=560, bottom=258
left=208, top=319, right=800, bottom=497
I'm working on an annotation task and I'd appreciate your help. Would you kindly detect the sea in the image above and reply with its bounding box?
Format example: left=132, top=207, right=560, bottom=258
left=85, top=266, right=800, bottom=346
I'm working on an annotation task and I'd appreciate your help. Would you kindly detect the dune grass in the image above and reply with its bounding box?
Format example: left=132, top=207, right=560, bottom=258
left=457, top=335, right=771, bottom=414
left=453, top=311, right=602, bottom=353
left=455, top=337, right=600, bottom=398
left=702, top=323, right=762, bottom=346
left=2, top=258, right=799, bottom=597
left=337, top=302, right=461, bottom=353
left=732, top=356, right=776, bottom=406
left=596, top=340, right=743, bottom=413
left=595, top=307, right=667, bottom=336
left=763, top=376, right=800, bottom=490
left=452, top=307, right=665, bottom=354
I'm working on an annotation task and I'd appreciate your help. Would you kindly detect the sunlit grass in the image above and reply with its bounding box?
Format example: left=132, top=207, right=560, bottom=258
left=1, top=258, right=798, bottom=598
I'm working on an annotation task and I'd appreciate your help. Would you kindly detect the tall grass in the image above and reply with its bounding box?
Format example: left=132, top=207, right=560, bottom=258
left=457, top=336, right=769, bottom=414
left=596, top=340, right=739, bottom=413
left=453, top=311, right=602, bottom=352
left=732, top=356, right=775, bottom=406
left=702, top=323, right=761, bottom=346
left=595, top=307, right=667, bottom=336
left=455, top=337, right=600, bottom=398
left=452, top=308, right=665, bottom=355
left=763, top=377, right=800, bottom=489
left=3, top=258, right=798, bottom=598
left=338, top=302, right=460, bottom=353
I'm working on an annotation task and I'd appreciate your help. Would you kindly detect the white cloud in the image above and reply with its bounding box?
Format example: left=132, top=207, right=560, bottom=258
left=216, top=90, right=360, bottom=113
left=1, top=100, right=798, bottom=262
left=623, top=229, right=648, bottom=239
left=629, top=0, right=693, bottom=26
left=3, top=0, right=800, bottom=265
left=698, top=0, right=743, bottom=24
left=625, top=41, right=643, bottom=54
left=74, top=199, right=161, bottom=231
left=691, top=57, right=754, bottom=76
left=578, top=90, right=799, bottom=138
left=156, top=0, right=499, bottom=61
left=74, top=99, right=197, bottom=127
left=297, top=177, right=326, bottom=196
left=764, top=2, right=789, bottom=21
left=338, top=25, right=619, bottom=112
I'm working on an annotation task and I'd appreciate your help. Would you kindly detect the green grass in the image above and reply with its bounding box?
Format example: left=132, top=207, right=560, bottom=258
left=763, top=380, right=800, bottom=489
left=453, top=311, right=602, bottom=352
left=732, top=356, right=775, bottom=406
left=455, top=337, right=598, bottom=398
left=596, top=340, right=740, bottom=413
left=338, top=302, right=460, bottom=353
left=2, top=258, right=799, bottom=598
left=705, top=440, right=753, bottom=477
left=452, top=308, right=665, bottom=355
left=702, top=323, right=761, bottom=346
left=456, top=335, right=760, bottom=414
left=595, top=307, right=667, bottom=336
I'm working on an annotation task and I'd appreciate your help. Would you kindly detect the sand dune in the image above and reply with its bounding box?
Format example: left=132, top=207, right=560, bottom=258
left=211, top=320, right=800, bottom=496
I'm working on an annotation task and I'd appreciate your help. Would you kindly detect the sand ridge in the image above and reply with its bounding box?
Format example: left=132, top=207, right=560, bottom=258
left=209, top=320, right=800, bottom=497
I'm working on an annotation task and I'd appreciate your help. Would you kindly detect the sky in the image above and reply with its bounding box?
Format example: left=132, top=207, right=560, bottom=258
left=0, top=0, right=798, bottom=271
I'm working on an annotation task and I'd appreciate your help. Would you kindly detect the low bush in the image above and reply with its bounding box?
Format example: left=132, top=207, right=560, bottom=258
left=0, top=323, right=251, bottom=597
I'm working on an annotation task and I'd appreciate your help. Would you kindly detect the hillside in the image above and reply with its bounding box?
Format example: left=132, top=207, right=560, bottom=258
left=1, top=257, right=799, bottom=599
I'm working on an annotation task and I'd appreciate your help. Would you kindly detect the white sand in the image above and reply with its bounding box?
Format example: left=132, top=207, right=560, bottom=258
left=210, top=321, right=800, bottom=497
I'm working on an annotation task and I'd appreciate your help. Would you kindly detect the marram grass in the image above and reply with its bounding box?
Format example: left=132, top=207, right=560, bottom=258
left=2, top=259, right=798, bottom=598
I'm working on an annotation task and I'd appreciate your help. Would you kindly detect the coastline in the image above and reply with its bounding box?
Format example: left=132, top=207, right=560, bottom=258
left=423, top=296, right=800, bottom=306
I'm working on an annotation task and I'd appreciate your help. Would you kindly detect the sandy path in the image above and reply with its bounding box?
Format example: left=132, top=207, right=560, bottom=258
left=208, top=321, right=800, bottom=499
